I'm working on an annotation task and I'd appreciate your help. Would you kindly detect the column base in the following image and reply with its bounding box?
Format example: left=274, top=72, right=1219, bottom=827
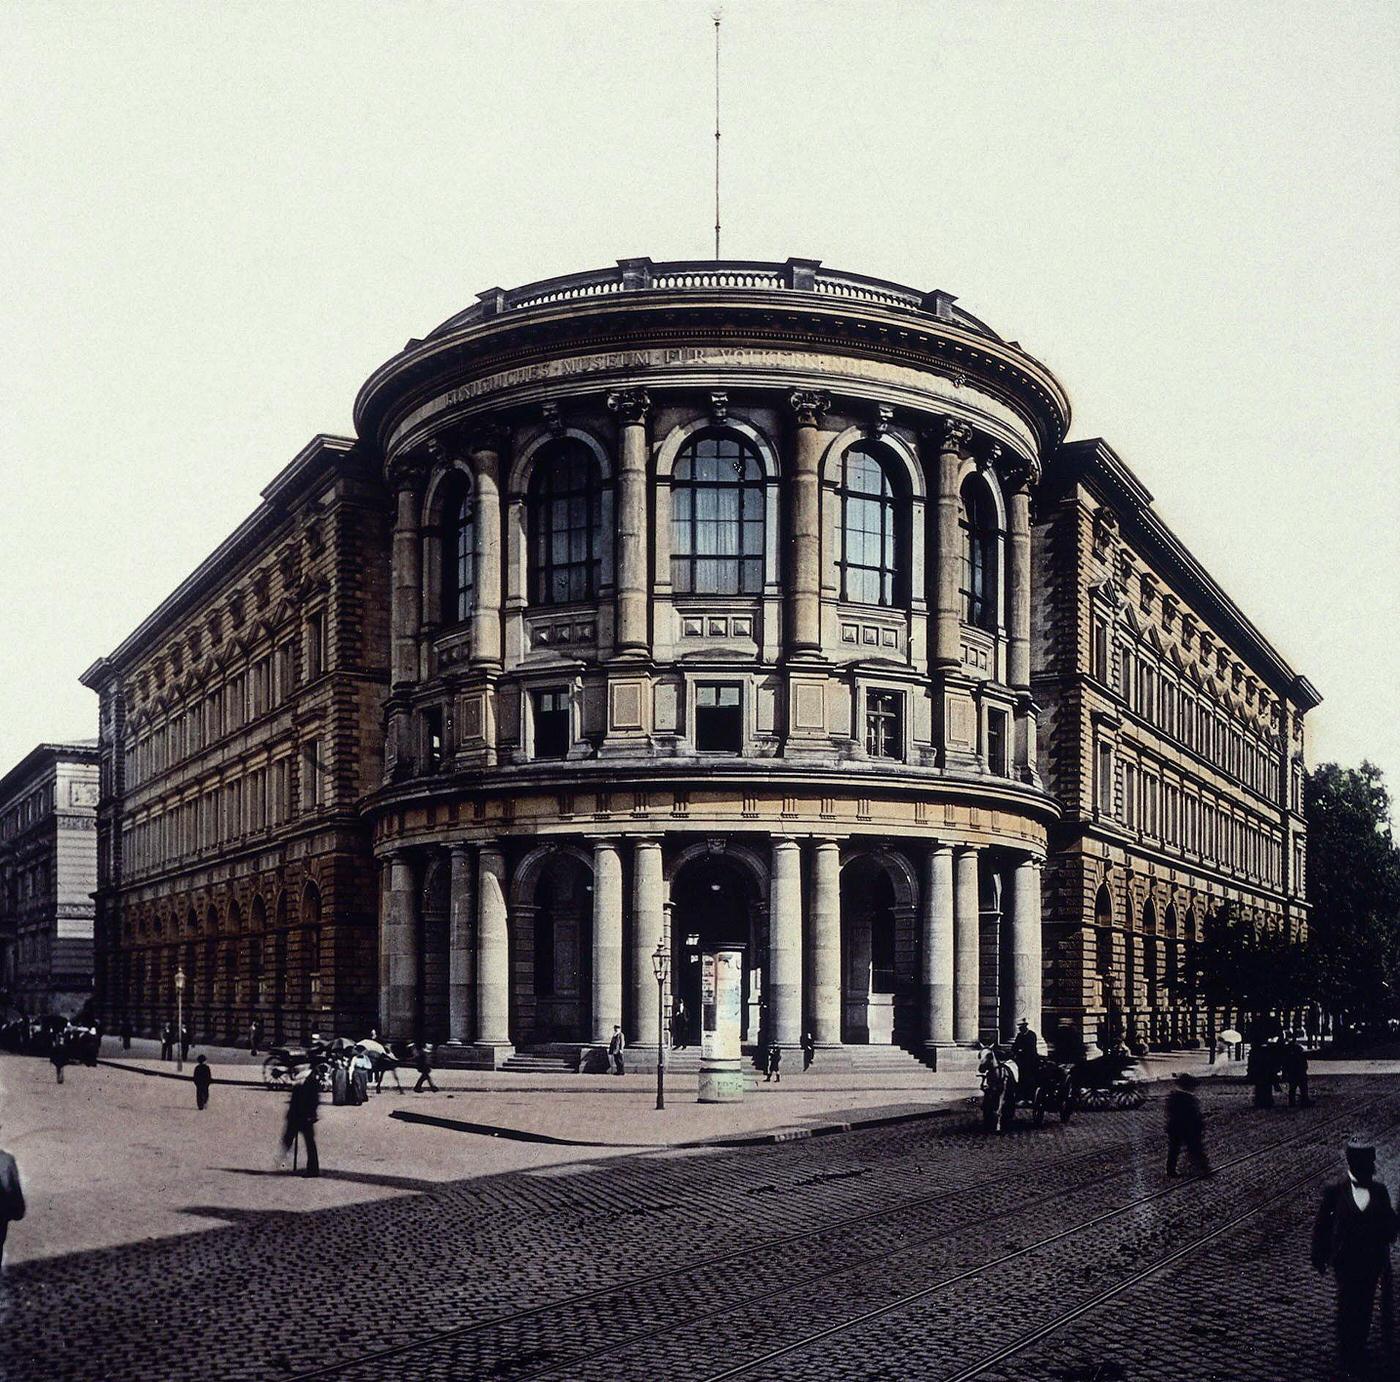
left=471, top=1041, right=515, bottom=1070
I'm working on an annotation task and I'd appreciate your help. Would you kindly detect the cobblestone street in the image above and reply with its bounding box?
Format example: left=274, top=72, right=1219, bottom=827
left=1, top=1057, right=1396, bottom=1381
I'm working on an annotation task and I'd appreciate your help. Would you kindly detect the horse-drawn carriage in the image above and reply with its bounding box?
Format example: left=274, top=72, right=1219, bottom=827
left=978, top=1045, right=1145, bottom=1133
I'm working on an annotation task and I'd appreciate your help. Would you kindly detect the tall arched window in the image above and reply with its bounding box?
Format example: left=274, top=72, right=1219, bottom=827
left=671, top=431, right=765, bottom=595
left=959, top=477, right=1000, bottom=630
left=528, top=442, right=601, bottom=605
left=839, top=445, right=902, bottom=606
left=440, top=471, right=474, bottom=625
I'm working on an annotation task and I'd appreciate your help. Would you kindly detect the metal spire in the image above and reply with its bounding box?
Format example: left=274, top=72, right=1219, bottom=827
left=713, top=8, right=722, bottom=259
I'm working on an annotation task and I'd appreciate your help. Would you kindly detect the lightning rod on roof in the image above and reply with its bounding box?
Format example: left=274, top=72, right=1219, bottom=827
left=713, top=8, right=722, bottom=259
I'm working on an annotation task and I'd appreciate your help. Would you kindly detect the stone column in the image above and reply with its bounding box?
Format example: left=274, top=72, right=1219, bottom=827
left=377, top=857, right=392, bottom=1030
left=953, top=844, right=981, bottom=1044
left=383, top=850, right=419, bottom=1040
left=447, top=843, right=474, bottom=1043
left=591, top=839, right=624, bottom=1043
left=768, top=837, right=803, bottom=1047
left=930, top=418, right=973, bottom=670
left=468, top=426, right=505, bottom=669
left=1004, top=456, right=1037, bottom=691
left=808, top=838, right=841, bottom=1047
left=786, top=389, right=830, bottom=657
left=475, top=844, right=511, bottom=1053
left=608, top=389, right=651, bottom=657
left=921, top=844, right=955, bottom=1047
left=630, top=837, right=665, bottom=1047
left=1007, top=855, right=1044, bottom=1037
left=389, top=463, right=424, bottom=687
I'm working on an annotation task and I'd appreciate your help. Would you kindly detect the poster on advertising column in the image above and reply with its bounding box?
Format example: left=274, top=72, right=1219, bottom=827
left=699, top=947, right=744, bottom=1102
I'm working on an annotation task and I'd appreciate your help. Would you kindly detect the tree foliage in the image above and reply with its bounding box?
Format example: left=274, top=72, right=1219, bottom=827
left=1302, top=761, right=1400, bottom=1021
left=1170, top=901, right=1303, bottom=1015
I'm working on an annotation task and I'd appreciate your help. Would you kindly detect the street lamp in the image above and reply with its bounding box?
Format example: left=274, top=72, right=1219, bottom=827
left=652, top=937, right=670, bottom=1111
left=174, top=967, right=186, bottom=1073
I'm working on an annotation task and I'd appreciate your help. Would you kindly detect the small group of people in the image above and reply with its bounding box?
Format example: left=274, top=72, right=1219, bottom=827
left=159, top=1021, right=192, bottom=1063
left=1246, top=1029, right=1311, bottom=1109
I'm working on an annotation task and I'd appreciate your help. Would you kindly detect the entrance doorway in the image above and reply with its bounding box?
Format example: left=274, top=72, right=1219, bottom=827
left=670, top=855, right=759, bottom=1047
left=841, top=860, right=898, bottom=1044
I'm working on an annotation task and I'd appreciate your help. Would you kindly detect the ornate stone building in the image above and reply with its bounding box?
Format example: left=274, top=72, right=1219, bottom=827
left=0, top=741, right=99, bottom=1019
left=1033, top=440, right=1319, bottom=1050
left=81, top=438, right=390, bottom=1044
left=84, top=257, right=1315, bottom=1065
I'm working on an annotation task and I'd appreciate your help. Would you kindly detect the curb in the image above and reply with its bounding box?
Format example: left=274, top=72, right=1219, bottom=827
left=96, top=1057, right=262, bottom=1087
left=702, top=1102, right=960, bottom=1147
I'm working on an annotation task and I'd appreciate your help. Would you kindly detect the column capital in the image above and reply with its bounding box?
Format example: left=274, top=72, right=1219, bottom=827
left=386, top=452, right=429, bottom=493
left=922, top=415, right=974, bottom=455
left=788, top=388, right=831, bottom=427
left=770, top=834, right=801, bottom=850
left=926, top=840, right=955, bottom=857
left=448, top=840, right=472, bottom=860
left=606, top=388, right=651, bottom=425
left=997, top=449, right=1043, bottom=492
left=952, top=841, right=981, bottom=858
left=465, top=420, right=510, bottom=457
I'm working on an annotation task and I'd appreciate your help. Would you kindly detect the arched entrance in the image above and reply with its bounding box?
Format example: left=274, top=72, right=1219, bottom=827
left=530, top=852, right=593, bottom=1043
left=841, top=853, right=918, bottom=1045
left=670, top=853, right=760, bottom=1047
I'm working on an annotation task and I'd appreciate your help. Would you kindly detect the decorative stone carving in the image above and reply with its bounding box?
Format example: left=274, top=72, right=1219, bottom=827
left=935, top=415, right=973, bottom=453
left=606, top=387, right=651, bottom=425
left=788, top=388, right=830, bottom=426
left=708, top=390, right=729, bottom=423
left=541, top=400, right=565, bottom=436
left=467, top=419, right=510, bottom=454
left=871, top=402, right=894, bottom=436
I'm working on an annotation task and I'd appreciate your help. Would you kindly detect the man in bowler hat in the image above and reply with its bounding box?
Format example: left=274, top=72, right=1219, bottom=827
left=1311, top=1137, right=1397, bottom=1373
left=1164, top=1072, right=1211, bottom=1177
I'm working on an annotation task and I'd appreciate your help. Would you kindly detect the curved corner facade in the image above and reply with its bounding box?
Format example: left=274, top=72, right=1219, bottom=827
left=79, top=257, right=1316, bottom=1065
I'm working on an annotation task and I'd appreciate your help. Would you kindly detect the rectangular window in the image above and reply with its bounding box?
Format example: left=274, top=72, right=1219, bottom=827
left=1092, top=618, right=1109, bottom=684
left=695, top=683, right=742, bottom=754
left=533, top=689, right=571, bottom=760
left=985, top=708, right=1008, bottom=776
left=424, top=708, right=444, bottom=770
left=1124, top=763, right=1139, bottom=830
left=302, top=741, right=322, bottom=810
left=866, top=691, right=903, bottom=760
left=276, top=642, right=296, bottom=702
left=251, top=657, right=271, bottom=719
left=307, top=612, right=327, bottom=681
left=1096, top=742, right=1114, bottom=816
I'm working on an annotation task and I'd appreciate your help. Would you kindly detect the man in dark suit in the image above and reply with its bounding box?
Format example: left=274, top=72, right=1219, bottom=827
left=281, top=1069, right=320, bottom=1177
left=1311, top=1137, right=1397, bottom=1373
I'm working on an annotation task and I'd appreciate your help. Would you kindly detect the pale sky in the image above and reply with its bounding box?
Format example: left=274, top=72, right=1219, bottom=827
left=2, top=2, right=1397, bottom=799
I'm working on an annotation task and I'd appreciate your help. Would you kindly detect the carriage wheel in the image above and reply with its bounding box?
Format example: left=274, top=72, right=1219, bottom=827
left=1032, top=1085, right=1049, bottom=1128
left=263, top=1055, right=290, bottom=1088
left=1060, top=1090, right=1075, bottom=1125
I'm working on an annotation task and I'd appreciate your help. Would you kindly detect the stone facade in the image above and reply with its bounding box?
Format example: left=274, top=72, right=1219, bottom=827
left=1032, top=439, right=1318, bottom=1050
left=81, top=437, right=390, bottom=1045
left=0, top=742, right=100, bottom=1019
left=82, top=258, right=1316, bottom=1064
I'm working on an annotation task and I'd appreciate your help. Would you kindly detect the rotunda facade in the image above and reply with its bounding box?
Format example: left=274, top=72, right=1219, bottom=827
left=355, top=257, right=1070, bottom=1065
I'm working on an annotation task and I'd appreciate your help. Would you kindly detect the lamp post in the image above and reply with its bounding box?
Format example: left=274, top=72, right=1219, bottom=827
left=652, top=936, right=669, bottom=1111
left=174, top=967, right=186, bottom=1073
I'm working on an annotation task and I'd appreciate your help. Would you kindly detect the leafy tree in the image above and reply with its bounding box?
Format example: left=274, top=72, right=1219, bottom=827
left=1170, top=901, right=1300, bottom=1016
left=1302, top=761, right=1400, bottom=1024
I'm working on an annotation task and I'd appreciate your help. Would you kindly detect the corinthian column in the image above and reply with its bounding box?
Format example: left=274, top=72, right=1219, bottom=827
left=768, top=837, right=803, bottom=1047
left=1007, top=854, right=1044, bottom=1038
left=921, top=844, right=955, bottom=1047
left=953, top=844, right=981, bottom=1044
left=1003, top=453, right=1039, bottom=691
left=384, top=850, right=420, bottom=1041
left=475, top=844, right=511, bottom=1054
left=929, top=418, right=973, bottom=670
left=590, top=838, right=624, bottom=1042
left=447, top=843, right=474, bottom=1043
left=468, top=425, right=506, bottom=669
left=808, top=838, right=841, bottom=1047
left=786, top=389, right=830, bottom=658
left=607, top=389, right=651, bottom=656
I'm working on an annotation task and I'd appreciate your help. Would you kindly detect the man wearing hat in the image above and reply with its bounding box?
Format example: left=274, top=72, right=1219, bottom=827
left=1311, top=1137, right=1397, bottom=1372
left=1164, top=1072, right=1211, bottom=1177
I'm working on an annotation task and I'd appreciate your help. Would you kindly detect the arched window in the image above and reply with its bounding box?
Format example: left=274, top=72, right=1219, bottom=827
left=528, top=442, right=601, bottom=606
left=671, top=431, right=765, bottom=595
left=839, top=445, right=902, bottom=606
left=440, top=471, right=473, bottom=625
left=959, top=478, right=1000, bottom=630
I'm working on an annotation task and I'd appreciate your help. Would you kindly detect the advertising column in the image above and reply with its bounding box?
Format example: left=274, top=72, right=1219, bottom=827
left=697, top=946, right=745, bottom=1103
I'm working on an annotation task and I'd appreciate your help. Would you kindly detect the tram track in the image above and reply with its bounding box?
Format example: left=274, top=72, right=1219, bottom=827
left=697, top=1099, right=1389, bottom=1382
left=290, top=1091, right=1382, bottom=1382
left=284, top=1127, right=1114, bottom=1381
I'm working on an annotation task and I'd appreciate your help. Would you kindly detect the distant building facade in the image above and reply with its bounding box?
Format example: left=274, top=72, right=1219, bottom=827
left=83, top=258, right=1317, bottom=1062
left=0, top=742, right=100, bottom=1019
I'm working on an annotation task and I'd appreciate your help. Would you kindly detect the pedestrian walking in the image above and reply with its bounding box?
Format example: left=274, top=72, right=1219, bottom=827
left=1280, top=1031, right=1311, bottom=1107
left=764, top=1043, right=782, bottom=1082
left=160, top=1022, right=174, bottom=1061
left=801, top=1031, right=815, bottom=1072
left=608, top=1025, right=626, bottom=1076
left=1247, top=1038, right=1276, bottom=1108
left=120, top=1019, right=132, bottom=1051
left=192, top=1054, right=213, bottom=1110
left=249, top=1018, right=262, bottom=1057
left=413, top=1043, right=438, bottom=1093
left=1164, top=1072, right=1211, bottom=1177
left=1311, top=1137, right=1398, bottom=1374
left=671, top=1000, right=688, bottom=1050
left=281, top=1069, right=320, bottom=1177
left=0, top=1141, right=24, bottom=1270
left=179, top=1024, right=191, bottom=1063
left=50, top=1038, right=68, bottom=1085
